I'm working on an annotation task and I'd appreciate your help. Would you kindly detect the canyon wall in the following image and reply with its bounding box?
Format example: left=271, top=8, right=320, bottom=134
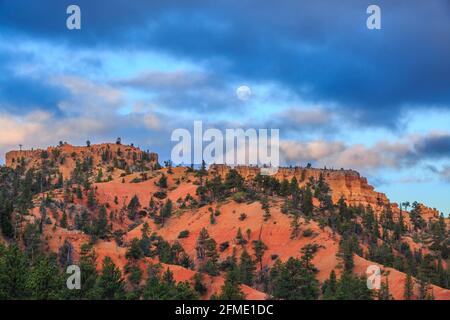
left=210, top=164, right=396, bottom=211
left=5, top=143, right=158, bottom=178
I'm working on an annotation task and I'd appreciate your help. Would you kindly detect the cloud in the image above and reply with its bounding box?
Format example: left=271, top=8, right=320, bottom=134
left=269, top=107, right=339, bottom=136
left=277, top=108, right=333, bottom=126
left=55, top=76, right=124, bottom=115
left=280, top=132, right=450, bottom=172
left=117, top=70, right=210, bottom=91
left=2, top=1, right=450, bottom=127
left=414, top=133, right=450, bottom=159
left=0, top=72, right=170, bottom=163
left=426, top=165, right=450, bottom=183
left=0, top=50, right=66, bottom=113
left=280, top=140, right=346, bottom=164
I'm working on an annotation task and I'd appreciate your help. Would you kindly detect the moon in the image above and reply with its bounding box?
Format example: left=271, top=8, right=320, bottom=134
left=236, top=85, right=252, bottom=101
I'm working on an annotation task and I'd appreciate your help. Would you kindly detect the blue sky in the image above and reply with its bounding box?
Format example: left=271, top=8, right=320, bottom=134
left=0, top=0, right=449, bottom=214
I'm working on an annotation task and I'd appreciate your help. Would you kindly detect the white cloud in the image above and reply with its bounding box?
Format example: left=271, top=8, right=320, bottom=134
left=54, top=76, right=123, bottom=115
left=280, top=140, right=345, bottom=163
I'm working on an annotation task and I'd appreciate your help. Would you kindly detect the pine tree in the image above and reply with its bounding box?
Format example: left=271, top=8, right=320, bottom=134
left=322, top=270, right=337, bottom=300
left=270, top=257, right=319, bottom=300
left=95, top=205, right=109, bottom=239
left=235, top=227, right=247, bottom=245
left=77, top=244, right=99, bottom=299
left=143, top=267, right=198, bottom=300
left=96, top=256, right=126, bottom=299
left=60, top=210, right=68, bottom=228
left=301, top=186, right=314, bottom=218
left=0, top=245, right=29, bottom=299
left=290, top=213, right=301, bottom=239
left=409, top=202, right=426, bottom=231
left=0, top=199, right=14, bottom=238
left=252, top=239, right=267, bottom=271
left=126, top=238, right=144, bottom=260
left=300, top=244, right=319, bottom=273
left=87, top=189, right=96, bottom=208
left=196, top=228, right=219, bottom=276
left=261, top=196, right=271, bottom=221
left=279, top=179, right=290, bottom=197
left=333, top=272, right=373, bottom=300
left=158, top=199, right=173, bottom=226
left=26, top=254, right=63, bottom=299
left=193, top=272, right=207, bottom=296
left=96, top=168, right=103, bottom=183
left=378, top=276, right=392, bottom=300
left=218, top=266, right=245, bottom=300
left=404, top=271, right=414, bottom=300
left=239, top=249, right=256, bottom=286
left=338, top=237, right=356, bottom=273
left=127, top=195, right=141, bottom=220
left=158, top=174, right=168, bottom=189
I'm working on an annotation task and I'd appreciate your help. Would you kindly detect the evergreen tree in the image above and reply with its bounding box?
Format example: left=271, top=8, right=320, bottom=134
left=127, top=195, right=141, bottom=220
left=95, top=205, right=109, bottom=239
left=378, top=276, right=393, bottom=300
left=252, top=239, right=267, bottom=271
left=301, top=186, right=314, bottom=217
left=270, top=257, right=319, bottom=300
left=0, top=245, right=29, bottom=299
left=0, top=199, right=14, bottom=238
left=77, top=244, right=99, bottom=299
left=126, top=238, right=144, bottom=260
left=96, top=256, right=126, bottom=299
left=87, top=189, right=96, bottom=209
left=239, top=249, right=256, bottom=286
left=26, top=254, right=63, bottom=299
left=196, top=228, right=219, bottom=276
left=143, top=267, right=198, bottom=300
left=261, top=196, right=271, bottom=221
left=158, top=174, right=168, bottom=189
left=158, top=199, right=173, bottom=226
left=235, top=227, right=247, bottom=246
left=218, top=265, right=245, bottom=300
left=60, top=210, right=68, bottom=228
left=322, top=270, right=337, bottom=300
left=290, top=213, right=301, bottom=239
left=409, top=202, right=426, bottom=231
left=193, top=272, right=207, bottom=296
left=404, top=271, right=414, bottom=300
left=333, top=272, right=373, bottom=300
left=23, top=222, right=41, bottom=263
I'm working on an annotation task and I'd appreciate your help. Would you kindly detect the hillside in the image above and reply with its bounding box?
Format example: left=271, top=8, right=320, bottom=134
left=0, top=142, right=448, bottom=300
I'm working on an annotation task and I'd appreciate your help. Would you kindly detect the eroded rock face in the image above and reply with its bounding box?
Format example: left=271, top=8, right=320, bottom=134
left=4, top=147, right=448, bottom=300
left=5, top=143, right=158, bottom=179
left=209, top=164, right=391, bottom=210
left=415, top=203, right=441, bottom=220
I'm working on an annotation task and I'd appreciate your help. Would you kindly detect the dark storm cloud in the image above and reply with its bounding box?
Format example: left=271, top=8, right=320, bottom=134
left=115, top=70, right=240, bottom=113
left=415, top=134, right=450, bottom=158
left=0, top=52, right=67, bottom=113
left=1, top=0, right=450, bottom=126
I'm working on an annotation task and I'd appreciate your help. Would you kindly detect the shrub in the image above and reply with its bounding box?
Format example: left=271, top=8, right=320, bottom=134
left=303, top=228, right=314, bottom=237
left=219, top=241, right=230, bottom=252
left=153, top=191, right=167, bottom=199
left=178, top=230, right=190, bottom=239
left=239, top=213, right=247, bottom=221
left=231, top=192, right=246, bottom=203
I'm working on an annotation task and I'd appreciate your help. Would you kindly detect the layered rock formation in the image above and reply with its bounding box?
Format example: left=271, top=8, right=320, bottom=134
left=210, top=164, right=394, bottom=211
left=5, top=143, right=158, bottom=179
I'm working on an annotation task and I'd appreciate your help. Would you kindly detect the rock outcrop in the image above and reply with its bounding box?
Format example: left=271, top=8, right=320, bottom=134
left=210, top=164, right=393, bottom=210
left=5, top=143, right=158, bottom=179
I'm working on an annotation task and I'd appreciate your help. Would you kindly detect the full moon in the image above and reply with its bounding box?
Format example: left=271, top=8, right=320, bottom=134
left=236, top=85, right=252, bottom=101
